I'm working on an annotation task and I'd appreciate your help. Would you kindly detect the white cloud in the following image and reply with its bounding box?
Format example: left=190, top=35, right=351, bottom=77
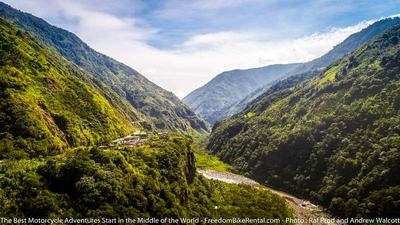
left=113, top=21, right=372, bottom=98
left=3, top=0, right=376, bottom=98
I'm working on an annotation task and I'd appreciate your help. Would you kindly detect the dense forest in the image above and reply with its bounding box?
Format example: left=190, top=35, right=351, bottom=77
left=0, top=133, right=292, bottom=222
left=209, top=24, right=400, bottom=218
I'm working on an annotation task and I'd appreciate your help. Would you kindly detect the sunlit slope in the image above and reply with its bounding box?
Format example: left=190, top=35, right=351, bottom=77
left=0, top=2, right=209, bottom=133
left=209, top=24, right=400, bottom=218
left=0, top=18, right=141, bottom=157
left=185, top=17, right=400, bottom=124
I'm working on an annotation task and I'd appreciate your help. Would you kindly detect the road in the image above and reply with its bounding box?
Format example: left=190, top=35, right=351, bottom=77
left=197, top=169, right=340, bottom=225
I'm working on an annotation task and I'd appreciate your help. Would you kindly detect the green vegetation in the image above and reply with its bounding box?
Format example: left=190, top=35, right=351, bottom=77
left=191, top=134, right=232, bottom=172
left=0, top=2, right=209, bottom=133
left=194, top=148, right=232, bottom=172
left=184, top=18, right=400, bottom=125
left=191, top=135, right=232, bottom=172
left=0, top=134, right=292, bottom=222
left=197, top=181, right=293, bottom=221
left=5, top=1, right=400, bottom=221
left=244, top=112, right=256, bottom=119
left=0, top=18, right=140, bottom=158
left=209, top=24, right=400, bottom=218
left=0, top=15, right=291, bottom=221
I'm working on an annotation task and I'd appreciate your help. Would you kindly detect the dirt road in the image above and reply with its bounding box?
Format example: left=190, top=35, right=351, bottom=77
left=197, top=169, right=340, bottom=225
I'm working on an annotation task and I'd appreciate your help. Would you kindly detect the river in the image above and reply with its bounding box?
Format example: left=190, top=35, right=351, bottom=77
left=197, top=169, right=340, bottom=225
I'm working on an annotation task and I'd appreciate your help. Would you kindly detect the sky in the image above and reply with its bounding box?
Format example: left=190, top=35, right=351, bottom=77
left=3, top=0, right=400, bottom=98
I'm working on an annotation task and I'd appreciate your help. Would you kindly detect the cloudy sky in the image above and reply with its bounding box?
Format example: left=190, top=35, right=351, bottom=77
left=4, top=0, right=400, bottom=98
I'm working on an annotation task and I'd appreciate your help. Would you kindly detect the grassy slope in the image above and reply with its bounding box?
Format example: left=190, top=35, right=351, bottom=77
left=0, top=2, right=209, bottom=133
left=195, top=150, right=232, bottom=172
left=190, top=134, right=232, bottom=172
left=0, top=18, right=140, bottom=157
left=209, top=25, right=400, bottom=218
left=193, top=143, right=232, bottom=172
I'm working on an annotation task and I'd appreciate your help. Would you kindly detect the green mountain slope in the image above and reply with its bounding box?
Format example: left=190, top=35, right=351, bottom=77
left=208, top=24, right=400, bottom=218
left=0, top=18, right=144, bottom=157
left=186, top=18, right=400, bottom=124
left=212, top=70, right=321, bottom=122
left=0, top=134, right=292, bottom=221
left=0, top=2, right=208, bottom=133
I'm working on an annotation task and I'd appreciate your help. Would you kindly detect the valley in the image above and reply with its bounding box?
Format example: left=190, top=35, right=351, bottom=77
left=195, top=144, right=338, bottom=225
left=1, top=1, right=400, bottom=223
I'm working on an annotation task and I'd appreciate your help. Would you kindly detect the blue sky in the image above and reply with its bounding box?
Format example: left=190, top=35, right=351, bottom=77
left=4, top=0, right=400, bottom=97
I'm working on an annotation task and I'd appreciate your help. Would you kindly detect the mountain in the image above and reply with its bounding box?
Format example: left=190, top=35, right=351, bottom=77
left=208, top=24, right=400, bottom=218
left=0, top=17, right=144, bottom=158
left=185, top=17, right=400, bottom=124
left=216, top=70, right=322, bottom=121
left=0, top=2, right=209, bottom=133
left=0, top=7, right=292, bottom=220
left=183, top=63, right=302, bottom=124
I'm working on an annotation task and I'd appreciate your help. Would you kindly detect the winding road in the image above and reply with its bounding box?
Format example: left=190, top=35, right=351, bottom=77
left=197, top=169, right=340, bottom=225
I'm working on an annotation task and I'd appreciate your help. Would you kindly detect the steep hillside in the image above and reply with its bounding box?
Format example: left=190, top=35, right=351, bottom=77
left=186, top=17, right=400, bottom=124
left=0, top=2, right=208, bottom=133
left=183, top=63, right=301, bottom=124
left=208, top=24, right=400, bottom=218
left=0, top=18, right=142, bottom=157
left=0, top=133, right=292, bottom=221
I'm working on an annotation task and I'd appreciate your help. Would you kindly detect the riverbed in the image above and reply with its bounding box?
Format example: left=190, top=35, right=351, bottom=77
left=197, top=169, right=340, bottom=225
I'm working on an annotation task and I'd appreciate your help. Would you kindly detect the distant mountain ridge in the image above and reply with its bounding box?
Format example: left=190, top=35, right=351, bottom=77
left=184, top=17, right=400, bottom=124
left=0, top=2, right=209, bottom=133
left=183, top=63, right=302, bottom=124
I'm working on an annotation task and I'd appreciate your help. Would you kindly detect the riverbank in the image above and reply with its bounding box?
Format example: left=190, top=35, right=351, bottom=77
left=197, top=169, right=339, bottom=225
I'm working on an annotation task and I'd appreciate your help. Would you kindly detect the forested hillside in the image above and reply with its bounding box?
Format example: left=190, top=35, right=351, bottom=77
left=0, top=2, right=209, bottom=133
left=209, top=24, right=400, bottom=218
left=0, top=134, right=292, bottom=222
left=213, top=70, right=321, bottom=121
left=0, top=18, right=141, bottom=157
left=186, top=17, right=400, bottom=124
